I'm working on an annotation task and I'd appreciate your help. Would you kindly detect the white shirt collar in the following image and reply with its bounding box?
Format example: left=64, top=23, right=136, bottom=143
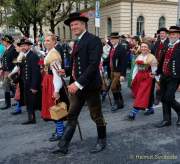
left=77, top=30, right=86, bottom=40
left=24, top=50, right=31, bottom=57
left=161, top=38, right=167, bottom=43
left=6, top=44, right=12, bottom=50
left=113, top=43, right=118, bottom=49
left=169, top=39, right=180, bottom=47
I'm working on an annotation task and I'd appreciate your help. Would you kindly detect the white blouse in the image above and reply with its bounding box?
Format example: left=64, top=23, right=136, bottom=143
left=45, top=48, right=63, bottom=93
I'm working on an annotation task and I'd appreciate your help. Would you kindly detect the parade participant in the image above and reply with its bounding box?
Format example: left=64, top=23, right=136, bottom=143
left=41, top=34, right=68, bottom=141
left=0, top=39, right=5, bottom=84
left=53, top=12, right=106, bottom=154
left=0, top=35, right=18, bottom=110
left=109, top=32, right=127, bottom=112
left=154, top=27, right=169, bottom=105
left=120, top=35, right=130, bottom=77
left=8, top=40, right=25, bottom=115
left=18, top=38, right=41, bottom=125
left=155, top=26, right=180, bottom=128
left=128, top=41, right=157, bottom=120
left=0, top=40, right=5, bottom=58
left=55, top=35, right=63, bottom=60
left=101, top=38, right=111, bottom=102
left=127, top=36, right=141, bottom=87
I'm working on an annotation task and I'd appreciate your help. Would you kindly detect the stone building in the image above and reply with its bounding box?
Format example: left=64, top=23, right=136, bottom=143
left=55, top=0, right=179, bottom=39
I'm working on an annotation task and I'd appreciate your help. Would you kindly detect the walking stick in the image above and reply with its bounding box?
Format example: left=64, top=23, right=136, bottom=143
left=101, top=72, right=112, bottom=107
left=61, top=77, right=83, bottom=141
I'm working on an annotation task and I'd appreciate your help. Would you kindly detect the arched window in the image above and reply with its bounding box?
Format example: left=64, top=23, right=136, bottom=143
left=107, top=17, right=112, bottom=36
left=137, top=16, right=144, bottom=36
left=159, top=16, right=166, bottom=28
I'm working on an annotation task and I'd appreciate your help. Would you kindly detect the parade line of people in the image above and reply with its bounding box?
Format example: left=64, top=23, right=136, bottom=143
left=0, top=12, right=180, bottom=155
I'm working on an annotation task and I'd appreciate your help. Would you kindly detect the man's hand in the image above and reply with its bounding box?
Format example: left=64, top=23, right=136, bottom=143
left=30, top=89, right=38, bottom=94
left=68, top=82, right=78, bottom=94
left=120, top=76, right=125, bottom=82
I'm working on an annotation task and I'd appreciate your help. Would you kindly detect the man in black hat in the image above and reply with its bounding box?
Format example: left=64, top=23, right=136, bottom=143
left=154, top=27, right=169, bottom=105
left=155, top=26, right=180, bottom=128
left=18, top=38, right=41, bottom=124
left=109, top=32, right=127, bottom=112
left=0, top=35, right=18, bottom=110
left=53, top=12, right=106, bottom=154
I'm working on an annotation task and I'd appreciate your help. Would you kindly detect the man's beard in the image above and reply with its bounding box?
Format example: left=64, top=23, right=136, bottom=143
left=169, top=38, right=178, bottom=44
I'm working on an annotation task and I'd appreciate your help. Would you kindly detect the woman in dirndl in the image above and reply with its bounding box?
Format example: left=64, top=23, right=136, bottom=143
left=128, top=41, right=157, bottom=120
left=41, top=34, right=68, bottom=142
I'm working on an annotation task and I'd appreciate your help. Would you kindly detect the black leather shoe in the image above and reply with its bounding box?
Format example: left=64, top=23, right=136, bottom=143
left=0, top=105, right=11, bottom=110
left=21, top=120, right=36, bottom=125
left=90, top=139, right=106, bottom=154
left=144, top=108, right=154, bottom=116
left=11, top=111, right=22, bottom=115
left=155, top=121, right=171, bottom=128
left=49, top=134, right=62, bottom=142
left=127, top=115, right=135, bottom=121
left=176, top=119, right=180, bottom=126
left=111, top=105, right=118, bottom=112
left=52, top=140, right=68, bottom=154
left=101, top=91, right=107, bottom=102
left=52, top=147, right=68, bottom=155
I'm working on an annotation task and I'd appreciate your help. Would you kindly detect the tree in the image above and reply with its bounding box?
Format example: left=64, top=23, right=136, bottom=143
left=4, top=0, right=106, bottom=38
left=42, top=0, right=75, bottom=33
left=6, top=0, right=32, bottom=37
left=7, top=0, right=45, bottom=40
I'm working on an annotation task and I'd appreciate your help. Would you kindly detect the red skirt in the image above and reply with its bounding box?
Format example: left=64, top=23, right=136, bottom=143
left=15, top=83, right=20, bottom=101
left=41, top=73, right=55, bottom=120
left=131, top=71, right=153, bottom=109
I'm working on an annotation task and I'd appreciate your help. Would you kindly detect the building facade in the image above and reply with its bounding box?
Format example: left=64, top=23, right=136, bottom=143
left=55, top=0, right=178, bottom=39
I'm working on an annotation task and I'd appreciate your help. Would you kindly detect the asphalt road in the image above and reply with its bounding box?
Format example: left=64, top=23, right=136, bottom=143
left=0, top=81, right=180, bottom=164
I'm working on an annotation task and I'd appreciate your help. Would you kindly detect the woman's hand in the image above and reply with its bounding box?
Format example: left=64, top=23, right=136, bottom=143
left=57, top=69, right=66, bottom=76
left=53, top=92, right=60, bottom=100
left=149, top=73, right=155, bottom=78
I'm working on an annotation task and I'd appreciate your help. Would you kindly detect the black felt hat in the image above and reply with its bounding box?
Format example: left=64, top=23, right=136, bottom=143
left=109, top=32, right=120, bottom=38
left=2, top=35, right=14, bottom=44
left=157, top=27, right=168, bottom=34
left=18, top=38, right=33, bottom=46
left=64, top=12, right=89, bottom=26
left=168, top=26, right=180, bottom=33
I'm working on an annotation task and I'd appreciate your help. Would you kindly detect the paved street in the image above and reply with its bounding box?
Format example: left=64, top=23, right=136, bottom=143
left=0, top=81, right=180, bottom=164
